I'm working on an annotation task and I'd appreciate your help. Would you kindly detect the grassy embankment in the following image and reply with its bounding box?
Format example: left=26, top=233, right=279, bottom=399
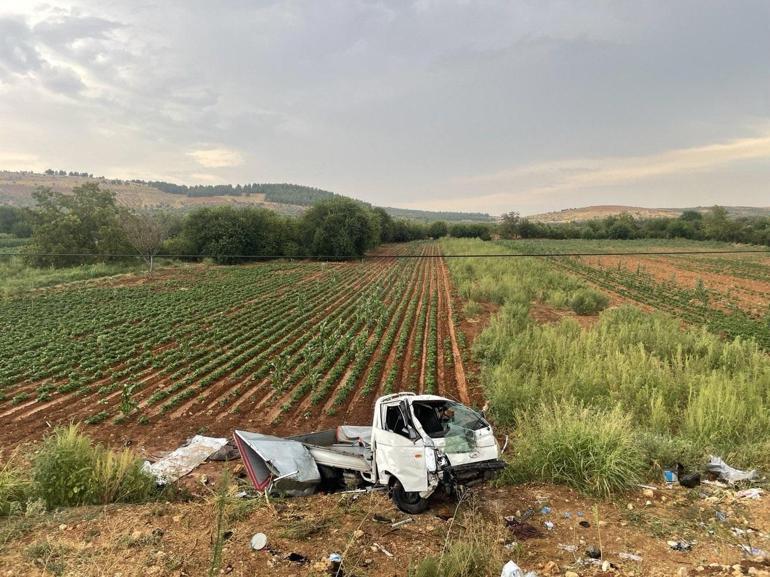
left=441, top=238, right=770, bottom=497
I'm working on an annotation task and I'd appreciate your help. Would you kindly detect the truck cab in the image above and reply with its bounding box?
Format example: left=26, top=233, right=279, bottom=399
left=369, top=393, right=505, bottom=513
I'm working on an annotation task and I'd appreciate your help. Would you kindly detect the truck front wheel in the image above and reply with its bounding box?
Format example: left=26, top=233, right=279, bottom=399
left=391, top=480, right=429, bottom=514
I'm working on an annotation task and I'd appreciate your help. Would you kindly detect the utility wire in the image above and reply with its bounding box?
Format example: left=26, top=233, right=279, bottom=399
left=2, top=249, right=770, bottom=259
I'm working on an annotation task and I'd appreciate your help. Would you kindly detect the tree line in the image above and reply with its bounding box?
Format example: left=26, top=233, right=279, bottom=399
left=498, top=207, right=770, bottom=245
left=7, top=183, right=493, bottom=269
left=11, top=184, right=769, bottom=272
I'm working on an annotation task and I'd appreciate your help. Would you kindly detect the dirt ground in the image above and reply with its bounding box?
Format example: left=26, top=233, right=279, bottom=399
left=2, top=465, right=769, bottom=577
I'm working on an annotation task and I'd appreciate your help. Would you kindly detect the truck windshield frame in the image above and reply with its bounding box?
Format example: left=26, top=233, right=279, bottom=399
left=410, top=400, right=489, bottom=440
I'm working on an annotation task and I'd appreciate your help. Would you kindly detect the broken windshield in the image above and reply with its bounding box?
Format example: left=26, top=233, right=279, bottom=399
left=411, top=401, right=489, bottom=453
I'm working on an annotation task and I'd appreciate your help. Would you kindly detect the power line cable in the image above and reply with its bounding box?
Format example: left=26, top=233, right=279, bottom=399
left=2, top=249, right=770, bottom=259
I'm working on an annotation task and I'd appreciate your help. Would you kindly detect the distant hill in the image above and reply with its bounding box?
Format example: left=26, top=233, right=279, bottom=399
left=0, top=171, right=492, bottom=222
left=529, top=205, right=681, bottom=223
left=685, top=206, right=770, bottom=218
left=529, top=204, right=770, bottom=223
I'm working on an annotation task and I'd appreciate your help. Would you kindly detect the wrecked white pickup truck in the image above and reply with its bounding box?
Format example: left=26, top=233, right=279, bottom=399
left=234, top=392, right=506, bottom=513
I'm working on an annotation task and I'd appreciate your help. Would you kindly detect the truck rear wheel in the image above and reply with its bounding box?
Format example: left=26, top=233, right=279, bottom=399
left=391, top=479, right=429, bottom=514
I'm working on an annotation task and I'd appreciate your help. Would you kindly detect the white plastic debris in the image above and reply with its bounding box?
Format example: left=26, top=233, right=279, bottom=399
left=250, top=533, right=268, bottom=551
left=740, top=545, right=767, bottom=558
left=736, top=488, right=764, bottom=500
left=619, top=552, right=643, bottom=562
left=501, top=560, right=539, bottom=577
left=706, top=456, right=757, bottom=485
left=143, top=435, right=228, bottom=485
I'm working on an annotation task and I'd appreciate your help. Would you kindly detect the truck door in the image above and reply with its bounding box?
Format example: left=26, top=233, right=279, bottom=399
left=374, top=401, right=429, bottom=492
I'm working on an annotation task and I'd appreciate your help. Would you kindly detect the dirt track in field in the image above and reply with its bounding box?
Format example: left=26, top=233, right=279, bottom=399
left=0, top=242, right=479, bottom=454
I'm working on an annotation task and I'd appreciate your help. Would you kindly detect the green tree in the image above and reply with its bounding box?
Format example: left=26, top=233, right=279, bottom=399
left=371, top=207, right=395, bottom=243
left=703, top=206, right=735, bottom=241
left=178, top=206, right=292, bottom=264
left=300, top=197, right=379, bottom=258
left=428, top=221, right=448, bottom=239
left=25, top=183, right=130, bottom=267
left=498, top=211, right=520, bottom=239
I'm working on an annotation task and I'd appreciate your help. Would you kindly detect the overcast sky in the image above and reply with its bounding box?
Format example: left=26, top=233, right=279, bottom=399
left=1, top=1, right=768, bottom=215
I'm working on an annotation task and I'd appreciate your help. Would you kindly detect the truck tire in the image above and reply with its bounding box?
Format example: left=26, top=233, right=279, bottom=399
left=391, top=479, right=429, bottom=514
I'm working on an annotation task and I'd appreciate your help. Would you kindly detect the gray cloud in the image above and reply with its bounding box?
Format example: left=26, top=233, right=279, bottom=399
left=1, top=0, right=769, bottom=214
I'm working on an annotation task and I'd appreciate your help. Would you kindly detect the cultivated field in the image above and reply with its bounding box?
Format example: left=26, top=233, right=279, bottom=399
left=500, top=239, right=770, bottom=348
left=0, top=241, right=474, bottom=450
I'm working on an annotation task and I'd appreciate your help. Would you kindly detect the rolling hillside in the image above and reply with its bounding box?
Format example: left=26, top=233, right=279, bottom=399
left=0, top=171, right=492, bottom=222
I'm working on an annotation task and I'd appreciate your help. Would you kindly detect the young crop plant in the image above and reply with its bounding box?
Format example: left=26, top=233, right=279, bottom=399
left=424, top=293, right=438, bottom=393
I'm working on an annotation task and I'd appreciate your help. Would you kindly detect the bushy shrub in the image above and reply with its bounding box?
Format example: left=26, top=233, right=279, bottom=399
left=503, top=400, right=644, bottom=497
left=569, top=288, right=609, bottom=315
left=32, top=425, right=155, bottom=509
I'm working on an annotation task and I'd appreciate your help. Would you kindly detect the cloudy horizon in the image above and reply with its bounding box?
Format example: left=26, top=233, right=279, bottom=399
left=1, top=0, right=768, bottom=216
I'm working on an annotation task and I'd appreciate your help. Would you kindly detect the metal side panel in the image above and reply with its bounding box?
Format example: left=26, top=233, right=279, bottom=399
left=306, top=446, right=372, bottom=473
left=233, top=430, right=321, bottom=496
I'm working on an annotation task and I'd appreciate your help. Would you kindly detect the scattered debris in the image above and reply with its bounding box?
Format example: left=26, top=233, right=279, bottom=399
left=715, top=510, right=728, bottom=522
left=543, top=521, right=554, bottom=530
left=372, top=543, right=393, bottom=558
left=740, top=545, right=767, bottom=558
left=585, top=545, right=602, bottom=559
left=143, top=435, right=229, bottom=484
left=736, top=488, right=764, bottom=500
left=373, top=514, right=393, bottom=524
left=500, top=560, right=539, bottom=577
left=286, top=552, right=308, bottom=564
left=578, top=520, right=591, bottom=529
left=540, top=506, right=552, bottom=515
left=505, top=516, right=542, bottom=540
left=664, top=470, right=678, bottom=484
left=250, top=532, right=268, bottom=551
left=208, top=440, right=240, bottom=461
left=706, top=456, right=757, bottom=485
left=618, top=552, right=643, bottom=562
left=391, top=518, right=414, bottom=528
left=557, top=544, right=577, bottom=553
left=676, top=463, right=701, bottom=488
left=329, top=553, right=342, bottom=574
left=667, top=540, right=693, bottom=552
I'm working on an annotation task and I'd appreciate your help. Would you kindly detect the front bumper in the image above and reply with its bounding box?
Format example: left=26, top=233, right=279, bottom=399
left=447, top=458, right=507, bottom=484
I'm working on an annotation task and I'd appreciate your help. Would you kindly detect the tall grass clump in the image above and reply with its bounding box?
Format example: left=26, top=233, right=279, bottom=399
left=569, top=288, right=609, bottom=315
left=0, top=449, right=33, bottom=516
left=32, top=425, right=155, bottom=509
left=410, top=511, right=505, bottom=577
left=502, top=400, right=644, bottom=497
